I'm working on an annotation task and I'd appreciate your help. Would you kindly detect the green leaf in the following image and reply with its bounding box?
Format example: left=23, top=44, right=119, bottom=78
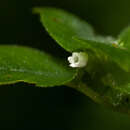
left=33, top=7, right=117, bottom=49
left=75, top=38, right=130, bottom=72
left=0, top=45, right=77, bottom=87
left=34, top=7, right=130, bottom=113
left=33, top=7, right=95, bottom=52
left=118, top=26, right=130, bottom=49
left=34, top=7, right=130, bottom=72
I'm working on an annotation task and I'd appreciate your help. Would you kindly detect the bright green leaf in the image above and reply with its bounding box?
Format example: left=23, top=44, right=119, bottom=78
left=0, top=45, right=77, bottom=87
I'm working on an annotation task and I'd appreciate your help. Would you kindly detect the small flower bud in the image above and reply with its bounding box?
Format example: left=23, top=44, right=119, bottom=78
left=68, top=52, right=88, bottom=68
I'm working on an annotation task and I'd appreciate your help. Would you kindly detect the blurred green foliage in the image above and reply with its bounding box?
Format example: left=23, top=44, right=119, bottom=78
left=0, top=0, right=130, bottom=129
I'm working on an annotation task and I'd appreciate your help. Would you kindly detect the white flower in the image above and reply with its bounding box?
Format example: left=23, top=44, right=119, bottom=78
left=68, top=52, right=88, bottom=68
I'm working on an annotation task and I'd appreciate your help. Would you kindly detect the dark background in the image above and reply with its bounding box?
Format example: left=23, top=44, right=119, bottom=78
left=0, top=0, right=130, bottom=129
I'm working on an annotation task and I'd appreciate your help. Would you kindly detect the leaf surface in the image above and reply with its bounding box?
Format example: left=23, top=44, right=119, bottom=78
left=34, top=7, right=130, bottom=72
left=0, top=45, right=76, bottom=87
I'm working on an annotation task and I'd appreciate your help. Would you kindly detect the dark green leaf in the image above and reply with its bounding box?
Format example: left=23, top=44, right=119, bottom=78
left=0, top=45, right=77, bottom=87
